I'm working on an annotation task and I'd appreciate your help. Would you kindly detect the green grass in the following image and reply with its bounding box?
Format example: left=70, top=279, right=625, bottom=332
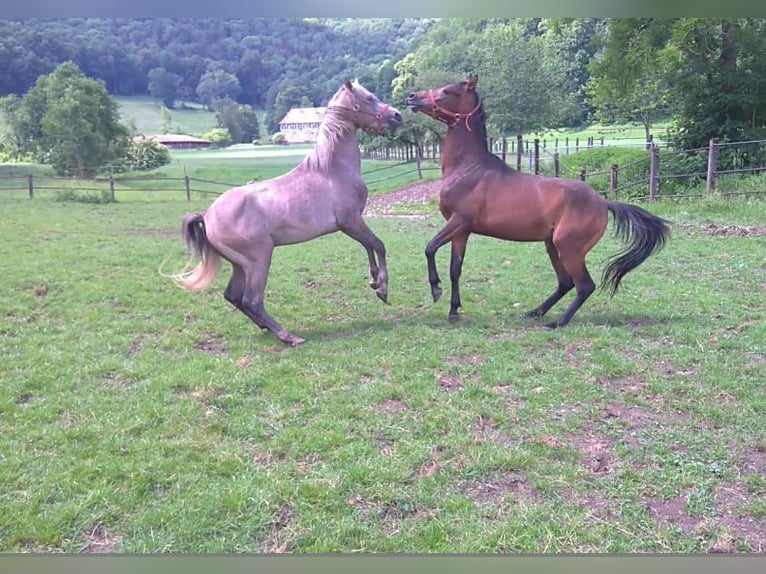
left=532, top=120, right=673, bottom=146
left=116, top=96, right=219, bottom=137
left=1, top=183, right=764, bottom=552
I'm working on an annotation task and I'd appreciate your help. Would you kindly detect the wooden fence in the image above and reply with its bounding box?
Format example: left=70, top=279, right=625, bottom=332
left=2, top=137, right=765, bottom=202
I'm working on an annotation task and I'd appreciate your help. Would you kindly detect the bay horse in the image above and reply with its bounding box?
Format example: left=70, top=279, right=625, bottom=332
left=405, top=74, right=670, bottom=329
left=171, top=80, right=403, bottom=346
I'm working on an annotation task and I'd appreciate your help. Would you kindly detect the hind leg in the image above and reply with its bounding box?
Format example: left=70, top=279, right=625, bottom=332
left=223, top=248, right=305, bottom=346
left=545, top=243, right=596, bottom=329
left=524, top=238, right=574, bottom=319
left=339, top=216, right=388, bottom=303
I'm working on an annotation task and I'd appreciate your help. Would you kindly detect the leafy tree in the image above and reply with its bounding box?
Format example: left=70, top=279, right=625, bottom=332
left=214, top=98, right=260, bottom=143
left=147, top=67, right=183, bottom=108
left=196, top=68, right=242, bottom=110
left=0, top=94, right=25, bottom=160
left=469, top=21, right=575, bottom=135
left=388, top=53, right=450, bottom=157
left=585, top=19, right=673, bottom=142
left=664, top=18, right=766, bottom=162
left=17, top=61, right=129, bottom=177
left=264, top=82, right=313, bottom=134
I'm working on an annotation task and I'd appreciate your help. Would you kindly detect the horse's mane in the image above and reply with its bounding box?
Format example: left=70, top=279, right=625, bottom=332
left=300, top=80, right=366, bottom=172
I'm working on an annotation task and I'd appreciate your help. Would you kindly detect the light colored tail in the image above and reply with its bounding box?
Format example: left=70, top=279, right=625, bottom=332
left=173, top=213, right=222, bottom=291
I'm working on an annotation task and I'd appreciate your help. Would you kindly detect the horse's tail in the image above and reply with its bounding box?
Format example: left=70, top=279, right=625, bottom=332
left=601, top=201, right=671, bottom=296
left=173, top=213, right=222, bottom=291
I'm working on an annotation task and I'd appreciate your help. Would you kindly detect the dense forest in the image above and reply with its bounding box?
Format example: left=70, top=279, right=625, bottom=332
left=2, top=18, right=766, bottom=176
left=0, top=18, right=435, bottom=132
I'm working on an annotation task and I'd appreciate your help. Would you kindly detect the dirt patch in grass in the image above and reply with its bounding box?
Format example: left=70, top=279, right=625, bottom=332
left=712, top=481, right=766, bottom=551
left=472, top=414, right=511, bottom=446
left=365, top=180, right=440, bottom=216
left=676, top=222, right=766, bottom=238
left=15, top=392, right=34, bottom=404
left=78, top=523, right=120, bottom=553
left=438, top=374, right=464, bottom=393
left=194, top=337, right=228, bottom=355
left=446, top=352, right=484, bottom=366
left=251, top=446, right=287, bottom=466
left=460, top=470, right=537, bottom=505
left=377, top=399, right=408, bottom=414
left=261, top=503, right=294, bottom=553
left=568, top=429, right=616, bottom=476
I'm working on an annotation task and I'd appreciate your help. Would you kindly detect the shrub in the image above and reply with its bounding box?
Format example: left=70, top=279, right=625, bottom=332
left=202, top=128, right=232, bottom=148
left=123, top=139, right=171, bottom=172
left=271, top=132, right=287, bottom=145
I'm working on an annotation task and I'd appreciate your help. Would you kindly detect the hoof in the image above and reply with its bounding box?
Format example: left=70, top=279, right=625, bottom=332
left=375, top=288, right=388, bottom=304
left=448, top=313, right=461, bottom=323
left=543, top=322, right=558, bottom=331
left=524, top=309, right=542, bottom=319
left=431, top=286, right=442, bottom=303
left=279, top=333, right=306, bottom=346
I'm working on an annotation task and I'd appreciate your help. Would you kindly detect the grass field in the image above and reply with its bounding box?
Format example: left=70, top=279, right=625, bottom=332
left=116, top=96, right=220, bottom=137
left=1, top=164, right=765, bottom=552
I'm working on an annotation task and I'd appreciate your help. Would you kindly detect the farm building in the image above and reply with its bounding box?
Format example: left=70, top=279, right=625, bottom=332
left=278, top=107, right=326, bottom=143
left=132, top=134, right=211, bottom=150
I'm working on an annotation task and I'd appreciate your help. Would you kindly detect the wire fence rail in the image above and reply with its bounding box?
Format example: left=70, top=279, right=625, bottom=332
left=2, top=137, right=765, bottom=202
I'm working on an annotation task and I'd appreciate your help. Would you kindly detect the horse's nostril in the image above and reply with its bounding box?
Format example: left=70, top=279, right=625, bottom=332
left=393, top=111, right=402, bottom=121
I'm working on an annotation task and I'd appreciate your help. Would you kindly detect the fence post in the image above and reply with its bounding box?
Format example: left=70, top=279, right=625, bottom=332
left=28, top=174, right=33, bottom=198
left=576, top=137, right=580, bottom=152
left=184, top=175, right=191, bottom=201
left=565, top=136, right=569, bottom=155
left=534, top=138, right=540, bottom=174
left=501, top=137, right=507, bottom=164
left=553, top=152, right=560, bottom=177
left=646, top=134, right=654, bottom=150
left=609, top=164, right=618, bottom=199
left=707, top=138, right=718, bottom=193
left=516, top=134, right=523, bottom=171
left=649, top=145, right=660, bottom=200
left=415, top=144, right=423, bottom=180
left=579, top=169, right=586, bottom=182
left=108, top=165, right=115, bottom=202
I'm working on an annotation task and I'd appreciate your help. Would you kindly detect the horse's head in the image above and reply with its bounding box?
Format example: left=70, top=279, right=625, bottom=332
left=405, top=74, right=481, bottom=129
left=327, top=79, right=403, bottom=133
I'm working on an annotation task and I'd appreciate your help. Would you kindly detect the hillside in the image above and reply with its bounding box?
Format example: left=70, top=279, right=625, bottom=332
left=117, top=96, right=217, bottom=136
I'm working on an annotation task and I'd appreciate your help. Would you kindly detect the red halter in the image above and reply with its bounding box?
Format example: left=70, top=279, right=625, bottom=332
left=427, top=89, right=481, bottom=131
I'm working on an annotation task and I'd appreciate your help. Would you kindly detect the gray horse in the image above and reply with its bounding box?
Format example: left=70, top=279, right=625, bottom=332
left=173, top=80, right=403, bottom=346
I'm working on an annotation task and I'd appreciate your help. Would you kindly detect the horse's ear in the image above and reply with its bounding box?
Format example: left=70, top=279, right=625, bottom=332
left=344, top=80, right=353, bottom=91
left=467, top=74, right=478, bottom=90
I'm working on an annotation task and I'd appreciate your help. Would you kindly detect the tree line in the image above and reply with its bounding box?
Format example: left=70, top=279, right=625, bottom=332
left=2, top=18, right=766, bottom=177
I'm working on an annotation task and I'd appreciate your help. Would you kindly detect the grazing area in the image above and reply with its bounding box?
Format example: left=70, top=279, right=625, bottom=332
left=1, top=184, right=764, bottom=552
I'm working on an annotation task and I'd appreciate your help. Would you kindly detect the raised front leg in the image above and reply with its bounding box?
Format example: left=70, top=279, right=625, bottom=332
left=339, top=217, right=388, bottom=303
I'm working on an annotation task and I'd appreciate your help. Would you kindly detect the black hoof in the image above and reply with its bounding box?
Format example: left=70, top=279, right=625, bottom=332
left=448, top=313, right=460, bottom=323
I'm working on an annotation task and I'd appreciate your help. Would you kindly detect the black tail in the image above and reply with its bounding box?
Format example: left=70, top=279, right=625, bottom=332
left=181, top=213, right=208, bottom=258
left=601, top=202, right=671, bottom=296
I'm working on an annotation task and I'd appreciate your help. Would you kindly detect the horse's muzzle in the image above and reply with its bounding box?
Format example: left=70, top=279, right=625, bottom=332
left=405, top=93, right=426, bottom=113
